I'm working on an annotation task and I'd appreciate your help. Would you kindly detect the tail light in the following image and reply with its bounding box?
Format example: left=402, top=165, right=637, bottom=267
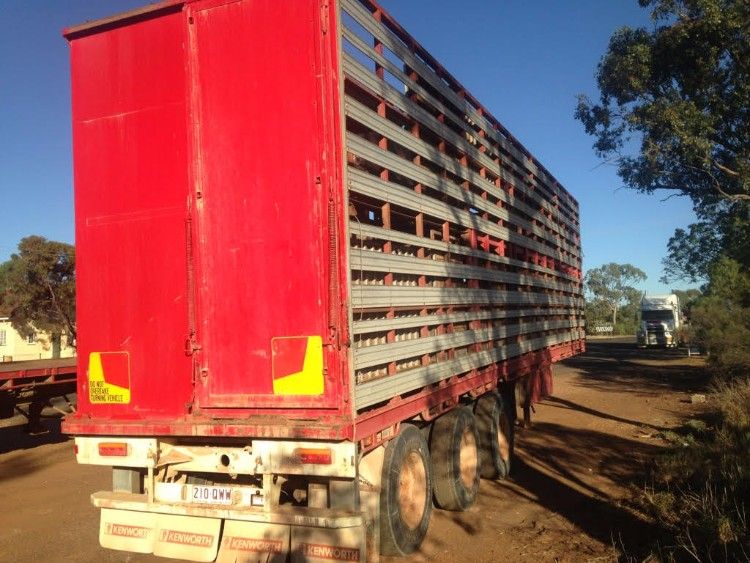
left=98, top=442, right=130, bottom=457
left=294, top=447, right=332, bottom=465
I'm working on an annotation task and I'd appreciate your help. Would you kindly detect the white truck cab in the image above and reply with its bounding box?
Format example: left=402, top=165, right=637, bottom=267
left=637, top=294, right=682, bottom=348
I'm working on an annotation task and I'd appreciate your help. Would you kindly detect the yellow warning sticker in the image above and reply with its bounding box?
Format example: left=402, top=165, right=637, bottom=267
left=272, top=336, right=324, bottom=396
left=88, top=352, right=131, bottom=404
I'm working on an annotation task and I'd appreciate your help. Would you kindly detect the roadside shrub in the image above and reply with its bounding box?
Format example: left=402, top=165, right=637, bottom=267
left=673, top=324, right=696, bottom=350
left=691, top=297, right=750, bottom=378
left=640, top=256, right=750, bottom=560
left=714, top=377, right=750, bottom=432
left=683, top=257, right=750, bottom=378
left=645, top=377, right=750, bottom=561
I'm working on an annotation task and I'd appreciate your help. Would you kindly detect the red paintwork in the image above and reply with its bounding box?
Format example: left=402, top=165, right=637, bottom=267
left=69, top=7, right=193, bottom=420
left=63, top=0, right=583, bottom=446
left=64, top=415, right=354, bottom=440
left=272, top=338, right=309, bottom=381
left=0, top=359, right=77, bottom=391
left=99, top=352, right=130, bottom=388
left=65, top=0, right=347, bottom=428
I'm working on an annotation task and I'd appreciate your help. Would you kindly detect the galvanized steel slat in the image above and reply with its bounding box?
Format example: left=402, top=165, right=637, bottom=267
left=345, top=96, right=580, bottom=256
left=341, top=27, right=498, bottom=159
left=340, top=47, right=579, bottom=233
left=350, top=223, right=578, bottom=283
left=341, top=0, right=573, bottom=211
left=354, top=319, right=579, bottom=369
left=347, top=160, right=579, bottom=267
left=343, top=79, right=578, bottom=235
left=342, top=0, right=585, bottom=411
left=350, top=249, right=575, bottom=293
left=352, top=283, right=583, bottom=309
left=352, top=306, right=578, bottom=335
left=354, top=331, right=580, bottom=408
left=341, top=52, right=579, bottom=232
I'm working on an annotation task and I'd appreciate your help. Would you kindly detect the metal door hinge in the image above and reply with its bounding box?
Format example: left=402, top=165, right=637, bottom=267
left=321, top=0, right=329, bottom=34
left=185, top=334, right=202, bottom=356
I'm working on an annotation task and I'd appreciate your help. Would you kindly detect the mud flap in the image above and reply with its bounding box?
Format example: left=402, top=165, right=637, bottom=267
left=290, top=525, right=365, bottom=562
left=216, top=521, right=290, bottom=563
left=153, top=514, right=221, bottom=562
left=100, top=508, right=157, bottom=553
left=98, top=508, right=364, bottom=562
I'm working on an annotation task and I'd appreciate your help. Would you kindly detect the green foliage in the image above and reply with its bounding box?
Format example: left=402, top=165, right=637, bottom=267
left=576, top=0, right=750, bottom=204
left=661, top=222, right=721, bottom=283
left=585, top=263, right=646, bottom=328
left=671, top=288, right=703, bottom=324
left=662, top=202, right=750, bottom=283
left=577, top=0, right=750, bottom=283
left=585, top=296, right=640, bottom=335
left=703, top=255, right=750, bottom=304
left=0, top=236, right=76, bottom=353
left=580, top=9, right=750, bottom=557
left=671, top=288, right=702, bottom=306
left=690, top=257, right=750, bottom=377
left=615, top=303, right=641, bottom=335
left=584, top=298, right=611, bottom=329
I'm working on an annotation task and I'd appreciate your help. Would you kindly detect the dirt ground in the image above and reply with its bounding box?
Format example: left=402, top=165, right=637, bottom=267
left=0, top=337, right=708, bottom=562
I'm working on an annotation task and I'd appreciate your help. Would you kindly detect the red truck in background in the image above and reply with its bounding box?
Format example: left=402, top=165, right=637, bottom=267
left=63, top=0, right=585, bottom=561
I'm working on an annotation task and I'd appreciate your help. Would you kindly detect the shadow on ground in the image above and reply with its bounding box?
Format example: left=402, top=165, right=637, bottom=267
left=0, top=418, right=69, bottom=455
left=542, top=395, right=669, bottom=432
left=561, top=339, right=709, bottom=396
left=415, top=421, right=667, bottom=561
left=409, top=339, right=709, bottom=561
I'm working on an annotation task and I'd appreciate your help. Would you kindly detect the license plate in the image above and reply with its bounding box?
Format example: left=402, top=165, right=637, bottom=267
left=188, top=485, right=234, bottom=505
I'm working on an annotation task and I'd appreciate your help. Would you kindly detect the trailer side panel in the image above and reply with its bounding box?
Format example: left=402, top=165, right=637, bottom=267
left=341, top=0, right=585, bottom=423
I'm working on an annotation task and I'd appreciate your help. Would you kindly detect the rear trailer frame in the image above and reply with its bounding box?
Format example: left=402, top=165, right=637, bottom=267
left=0, top=359, right=77, bottom=432
left=64, top=0, right=584, bottom=560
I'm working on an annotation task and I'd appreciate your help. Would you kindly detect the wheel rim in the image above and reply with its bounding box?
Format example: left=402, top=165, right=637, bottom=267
left=497, top=416, right=510, bottom=462
left=459, top=427, right=478, bottom=488
left=398, top=451, right=427, bottom=530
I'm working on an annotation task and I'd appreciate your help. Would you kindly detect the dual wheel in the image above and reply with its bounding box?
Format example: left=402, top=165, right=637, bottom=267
left=379, top=391, right=515, bottom=556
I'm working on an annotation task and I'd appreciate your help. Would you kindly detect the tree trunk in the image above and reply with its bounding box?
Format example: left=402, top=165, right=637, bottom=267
left=51, top=332, right=61, bottom=359
left=612, top=306, right=618, bottom=328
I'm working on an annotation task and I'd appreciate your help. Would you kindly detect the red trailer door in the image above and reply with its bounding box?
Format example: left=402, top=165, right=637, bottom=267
left=70, top=8, right=194, bottom=420
left=188, top=0, right=342, bottom=410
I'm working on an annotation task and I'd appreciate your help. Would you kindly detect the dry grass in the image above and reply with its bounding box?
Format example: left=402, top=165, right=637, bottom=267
left=641, top=377, right=750, bottom=562
left=714, top=377, right=750, bottom=431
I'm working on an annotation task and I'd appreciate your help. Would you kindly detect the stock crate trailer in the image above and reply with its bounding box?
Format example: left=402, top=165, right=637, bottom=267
left=63, top=0, right=585, bottom=560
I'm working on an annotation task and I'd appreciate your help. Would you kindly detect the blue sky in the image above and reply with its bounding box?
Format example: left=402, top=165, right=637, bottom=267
left=0, top=0, right=697, bottom=294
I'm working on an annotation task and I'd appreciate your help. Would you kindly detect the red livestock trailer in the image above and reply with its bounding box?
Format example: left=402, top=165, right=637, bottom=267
left=63, top=1, right=585, bottom=560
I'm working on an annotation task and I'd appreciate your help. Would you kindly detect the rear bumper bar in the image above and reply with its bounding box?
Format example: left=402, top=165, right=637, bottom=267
left=92, top=491, right=363, bottom=528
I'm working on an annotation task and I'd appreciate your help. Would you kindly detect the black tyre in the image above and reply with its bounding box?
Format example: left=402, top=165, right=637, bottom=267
left=429, top=407, right=480, bottom=511
left=475, top=391, right=515, bottom=479
left=380, top=424, right=433, bottom=556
